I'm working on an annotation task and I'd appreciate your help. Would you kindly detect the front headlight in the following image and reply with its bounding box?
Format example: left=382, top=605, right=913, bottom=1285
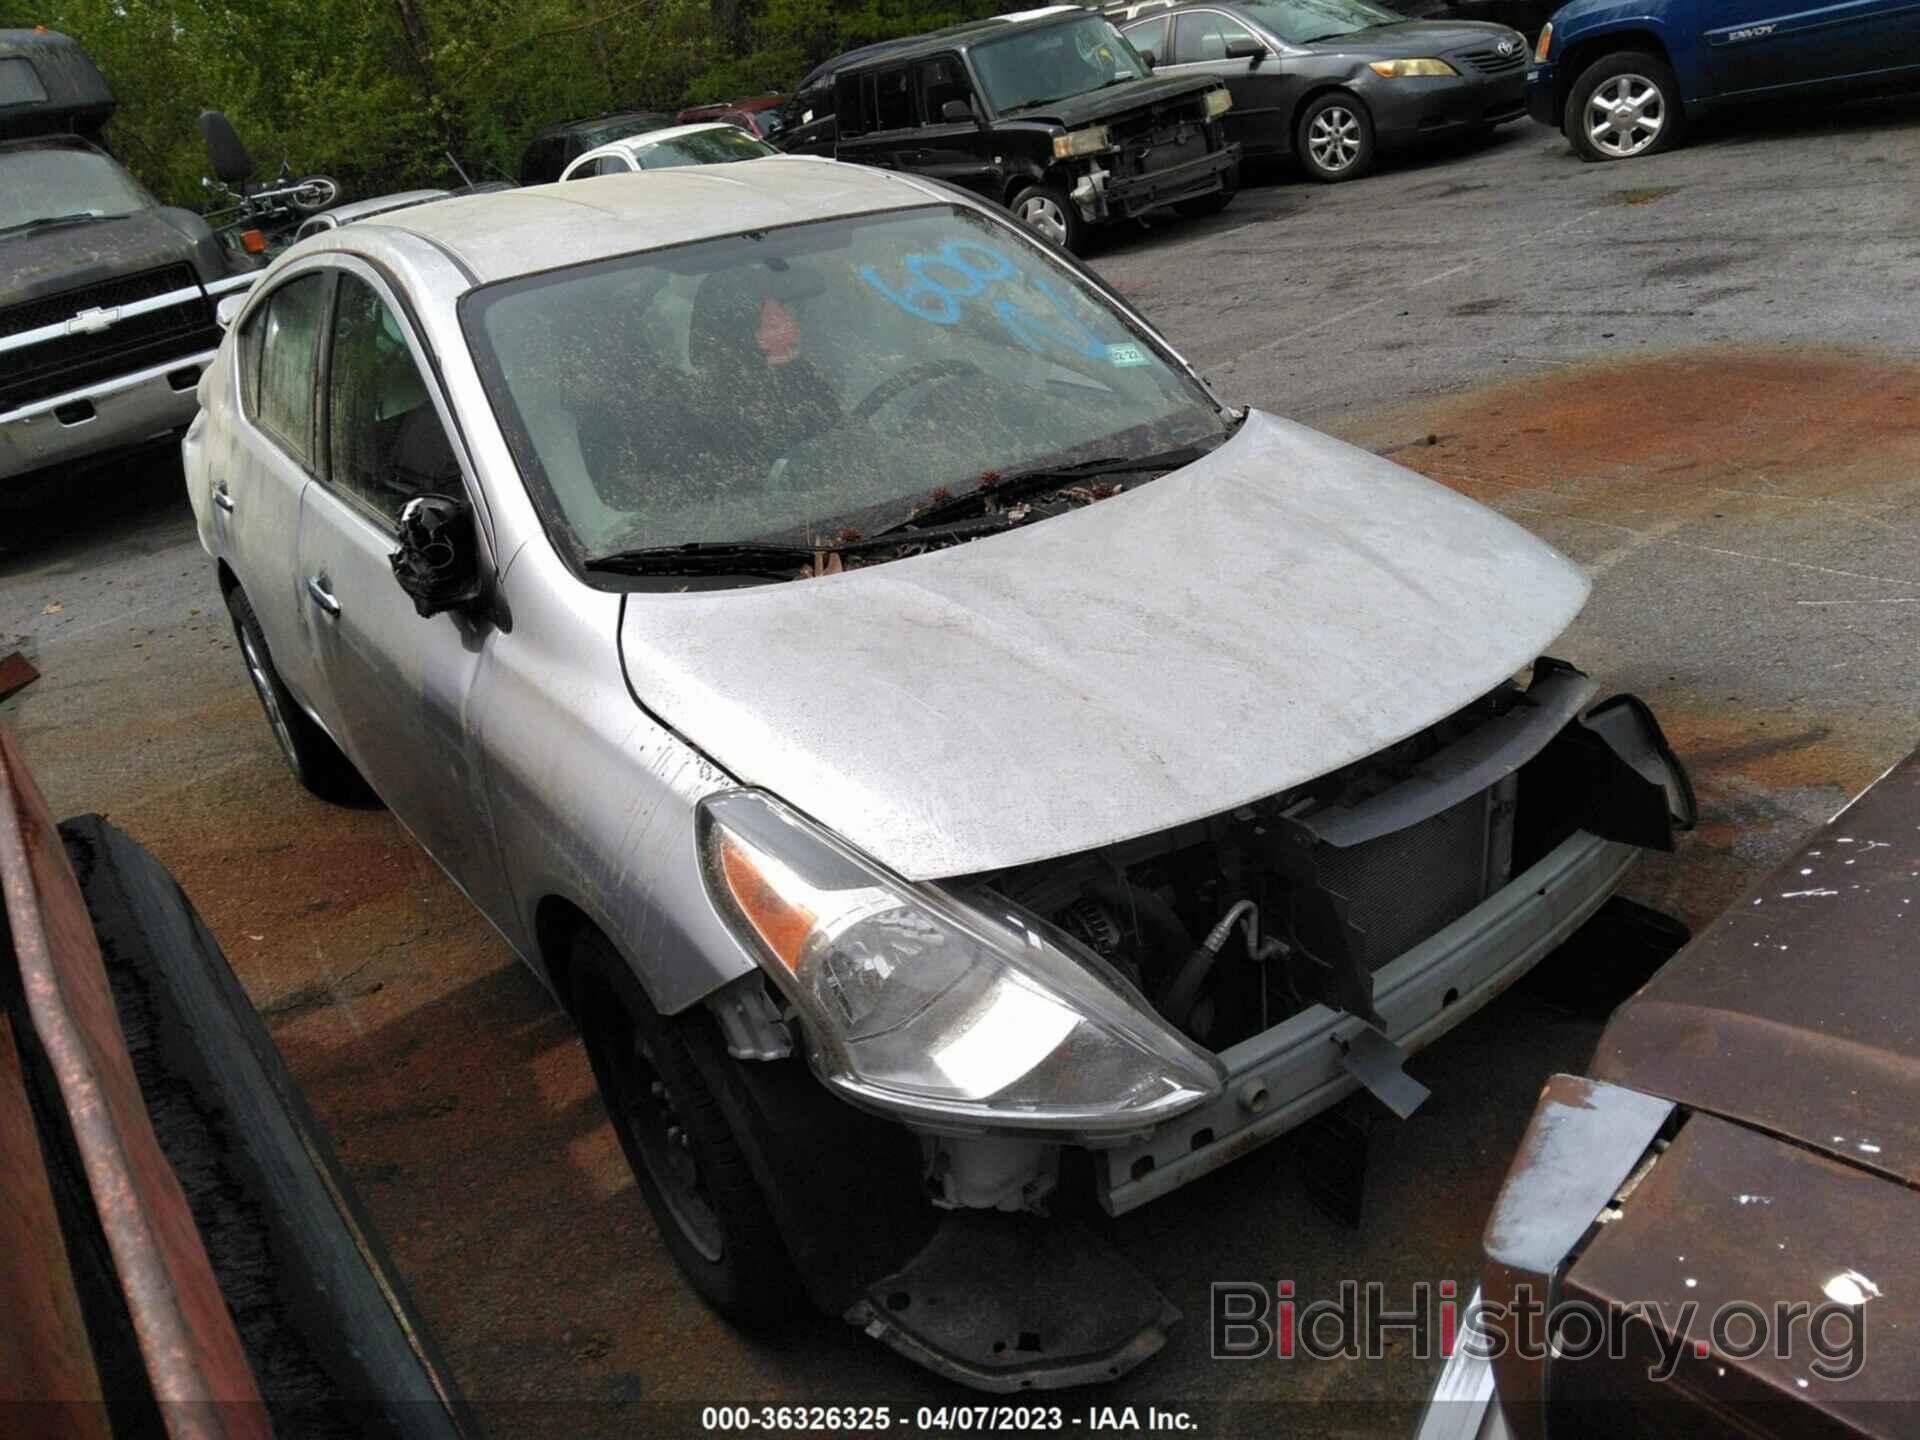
left=1203, top=86, right=1233, bottom=119
left=1367, top=58, right=1458, bottom=78
left=699, top=790, right=1223, bottom=1134
left=1051, top=124, right=1112, bottom=159
left=1534, top=23, right=1552, bottom=63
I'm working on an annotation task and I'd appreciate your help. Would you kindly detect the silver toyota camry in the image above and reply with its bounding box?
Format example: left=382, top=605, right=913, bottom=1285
left=183, top=158, right=1693, bottom=1389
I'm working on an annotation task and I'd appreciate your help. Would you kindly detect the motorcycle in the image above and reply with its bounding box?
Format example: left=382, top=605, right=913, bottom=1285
left=198, top=110, right=342, bottom=265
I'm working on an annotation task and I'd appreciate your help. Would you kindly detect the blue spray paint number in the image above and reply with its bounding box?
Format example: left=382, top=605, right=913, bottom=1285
left=858, top=240, right=1015, bottom=326
left=859, top=241, right=1109, bottom=359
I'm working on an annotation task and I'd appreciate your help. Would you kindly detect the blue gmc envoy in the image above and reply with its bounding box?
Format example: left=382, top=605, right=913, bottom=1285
left=1528, top=0, right=1920, bottom=160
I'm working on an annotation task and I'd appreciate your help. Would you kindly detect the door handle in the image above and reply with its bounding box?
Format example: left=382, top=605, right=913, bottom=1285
left=213, top=484, right=235, bottom=513
left=305, top=575, right=341, bottom=617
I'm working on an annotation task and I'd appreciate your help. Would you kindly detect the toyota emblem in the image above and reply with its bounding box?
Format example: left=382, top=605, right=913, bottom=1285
left=1496, top=37, right=1519, bottom=55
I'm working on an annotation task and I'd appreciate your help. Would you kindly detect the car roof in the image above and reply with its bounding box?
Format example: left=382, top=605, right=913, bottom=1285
left=597, top=121, right=751, bottom=151
left=366, top=157, right=941, bottom=284
left=531, top=108, right=674, bottom=141
left=802, top=7, right=1092, bottom=86
left=322, top=188, right=452, bottom=225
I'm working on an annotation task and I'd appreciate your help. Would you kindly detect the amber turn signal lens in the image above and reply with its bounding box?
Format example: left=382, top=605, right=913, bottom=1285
left=240, top=229, right=268, bottom=254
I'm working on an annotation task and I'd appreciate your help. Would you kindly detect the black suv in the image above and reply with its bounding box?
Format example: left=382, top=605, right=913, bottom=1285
left=517, top=110, right=676, bottom=185
left=786, top=11, right=1239, bottom=252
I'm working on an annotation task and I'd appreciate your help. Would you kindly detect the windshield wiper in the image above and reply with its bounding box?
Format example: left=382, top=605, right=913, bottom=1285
left=0, top=210, right=105, bottom=238
left=875, top=444, right=1213, bottom=534
left=586, top=511, right=1041, bottom=578
left=584, top=540, right=834, bottom=577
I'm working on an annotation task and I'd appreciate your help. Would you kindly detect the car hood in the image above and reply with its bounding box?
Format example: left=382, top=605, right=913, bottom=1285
left=1008, top=73, right=1221, bottom=129
left=1593, top=748, right=1920, bottom=1186
left=618, top=410, right=1589, bottom=880
left=0, top=206, right=212, bottom=309
left=1305, top=19, right=1521, bottom=57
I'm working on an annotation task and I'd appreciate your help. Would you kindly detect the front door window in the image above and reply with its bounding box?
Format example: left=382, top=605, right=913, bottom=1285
left=325, top=274, right=463, bottom=525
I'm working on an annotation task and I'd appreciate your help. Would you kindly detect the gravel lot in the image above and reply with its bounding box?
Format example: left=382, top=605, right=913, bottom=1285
left=6, top=92, right=1919, bottom=1434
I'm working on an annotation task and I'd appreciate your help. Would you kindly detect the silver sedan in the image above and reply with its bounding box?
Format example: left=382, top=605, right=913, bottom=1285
left=182, top=158, right=1692, bottom=1389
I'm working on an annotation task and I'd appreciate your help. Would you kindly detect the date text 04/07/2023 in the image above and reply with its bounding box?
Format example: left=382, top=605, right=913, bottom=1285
left=699, top=1404, right=1200, bottom=1431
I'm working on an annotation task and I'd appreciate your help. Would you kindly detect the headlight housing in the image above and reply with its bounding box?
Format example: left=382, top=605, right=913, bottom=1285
left=1052, top=124, right=1112, bottom=159
left=699, top=790, right=1223, bottom=1134
left=1203, top=86, right=1233, bottom=119
left=1534, top=23, right=1553, bottom=63
left=1367, top=58, right=1458, bottom=78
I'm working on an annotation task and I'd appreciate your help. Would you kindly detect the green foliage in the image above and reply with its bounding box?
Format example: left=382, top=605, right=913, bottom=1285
left=1, top=0, right=1004, bottom=207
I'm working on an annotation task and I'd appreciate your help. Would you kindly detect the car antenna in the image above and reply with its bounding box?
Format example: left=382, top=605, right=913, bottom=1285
left=446, top=151, right=476, bottom=187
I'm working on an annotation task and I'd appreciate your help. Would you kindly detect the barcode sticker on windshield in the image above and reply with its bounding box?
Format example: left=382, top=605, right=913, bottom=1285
left=1107, top=343, right=1149, bottom=368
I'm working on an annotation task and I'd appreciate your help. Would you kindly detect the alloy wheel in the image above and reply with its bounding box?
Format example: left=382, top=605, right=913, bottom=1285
left=1307, top=106, right=1363, bottom=173
left=1018, top=194, right=1069, bottom=246
left=1587, top=74, right=1665, bottom=158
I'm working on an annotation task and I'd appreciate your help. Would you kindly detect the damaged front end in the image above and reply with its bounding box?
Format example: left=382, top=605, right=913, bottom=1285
left=698, top=662, right=1692, bottom=1390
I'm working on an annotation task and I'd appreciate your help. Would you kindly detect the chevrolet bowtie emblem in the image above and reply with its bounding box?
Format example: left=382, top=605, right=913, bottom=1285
left=67, top=306, right=119, bottom=336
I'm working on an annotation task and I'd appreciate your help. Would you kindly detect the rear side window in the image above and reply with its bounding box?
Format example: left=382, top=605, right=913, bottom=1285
left=872, top=67, right=918, bottom=130
left=253, top=273, right=330, bottom=467
left=324, top=274, right=461, bottom=525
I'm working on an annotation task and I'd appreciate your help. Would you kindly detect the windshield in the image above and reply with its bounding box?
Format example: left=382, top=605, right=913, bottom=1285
left=638, top=128, right=778, bottom=168
left=580, top=112, right=675, bottom=148
left=1238, top=0, right=1404, bottom=44
left=971, top=18, right=1148, bottom=115
left=0, top=144, right=152, bottom=232
left=462, top=205, right=1225, bottom=564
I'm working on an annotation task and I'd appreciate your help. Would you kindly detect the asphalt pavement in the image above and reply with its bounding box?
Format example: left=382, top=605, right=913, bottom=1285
left=4, top=91, right=1918, bottom=1436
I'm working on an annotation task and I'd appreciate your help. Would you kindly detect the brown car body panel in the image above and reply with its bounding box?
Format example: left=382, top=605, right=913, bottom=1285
left=1558, top=1113, right=1919, bottom=1436
left=0, top=723, right=268, bottom=1440
left=1592, top=752, right=1920, bottom=1186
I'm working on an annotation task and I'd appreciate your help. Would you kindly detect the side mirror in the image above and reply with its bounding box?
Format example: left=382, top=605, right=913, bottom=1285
left=940, top=98, right=975, bottom=123
left=198, top=110, right=254, bottom=186
left=1224, top=37, right=1265, bottom=63
left=389, top=494, right=483, bottom=618
left=214, top=292, right=247, bottom=331
left=1139, top=49, right=1157, bottom=70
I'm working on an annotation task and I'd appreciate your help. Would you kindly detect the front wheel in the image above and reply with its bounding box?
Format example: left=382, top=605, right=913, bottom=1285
left=1297, top=93, right=1375, bottom=181
left=1009, top=182, right=1086, bottom=253
left=573, top=935, right=801, bottom=1328
left=286, top=175, right=341, bottom=215
left=1564, top=51, right=1685, bottom=161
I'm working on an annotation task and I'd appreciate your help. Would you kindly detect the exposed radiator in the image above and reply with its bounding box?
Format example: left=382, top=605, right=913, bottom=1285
left=1307, top=775, right=1517, bottom=973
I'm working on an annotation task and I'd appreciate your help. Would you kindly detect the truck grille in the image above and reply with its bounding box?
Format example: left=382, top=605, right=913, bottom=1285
left=1457, top=46, right=1526, bottom=76
left=1110, top=101, right=1213, bottom=176
left=1309, top=788, right=1505, bottom=973
left=0, top=264, right=217, bottom=412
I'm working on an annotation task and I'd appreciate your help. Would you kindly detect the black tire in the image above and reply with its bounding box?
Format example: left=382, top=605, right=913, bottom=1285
left=285, top=175, right=341, bottom=216
left=224, top=586, right=371, bottom=805
left=572, top=934, right=801, bottom=1328
left=1297, top=92, right=1375, bottom=182
left=1175, top=163, right=1239, bottom=217
left=1563, top=50, right=1685, bottom=162
left=1009, top=181, right=1087, bottom=253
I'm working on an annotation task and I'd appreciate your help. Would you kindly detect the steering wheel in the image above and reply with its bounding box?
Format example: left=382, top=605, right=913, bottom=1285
left=849, top=360, right=984, bottom=425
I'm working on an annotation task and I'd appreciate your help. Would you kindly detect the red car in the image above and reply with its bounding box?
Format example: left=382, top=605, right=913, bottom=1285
left=675, top=93, right=789, bottom=141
